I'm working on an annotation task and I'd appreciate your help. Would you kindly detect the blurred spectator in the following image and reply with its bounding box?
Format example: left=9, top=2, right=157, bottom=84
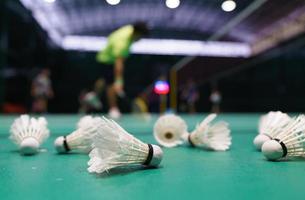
left=180, top=80, right=199, bottom=113
left=31, top=68, right=54, bottom=113
left=96, top=21, right=149, bottom=119
left=210, top=89, right=222, bottom=113
left=79, top=78, right=105, bottom=113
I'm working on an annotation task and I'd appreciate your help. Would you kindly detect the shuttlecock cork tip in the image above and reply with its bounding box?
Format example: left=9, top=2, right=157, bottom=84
left=262, top=139, right=285, bottom=161
left=253, top=134, right=271, bottom=151
left=54, top=136, right=70, bottom=153
left=20, top=137, right=39, bottom=155
left=144, top=144, right=163, bottom=167
left=154, top=130, right=178, bottom=148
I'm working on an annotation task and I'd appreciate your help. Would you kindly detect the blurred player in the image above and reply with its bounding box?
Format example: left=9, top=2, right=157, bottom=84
left=96, top=21, right=149, bottom=119
left=79, top=78, right=105, bottom=113
left=210, top=89, right=222, bottom=113
left=180, top=80, right=199, bottom=113
left=31, top=68, right=54, bottom=113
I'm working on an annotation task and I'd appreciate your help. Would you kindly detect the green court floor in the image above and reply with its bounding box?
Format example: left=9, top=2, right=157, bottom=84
left=1, top=114, right=305, bottom=200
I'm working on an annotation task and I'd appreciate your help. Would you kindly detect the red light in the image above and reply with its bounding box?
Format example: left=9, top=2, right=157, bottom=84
left=154, top=81, right=170, bottom=95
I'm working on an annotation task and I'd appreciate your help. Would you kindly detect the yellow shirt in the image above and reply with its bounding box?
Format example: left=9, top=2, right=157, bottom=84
left=96, top=25, right=134, bottom=64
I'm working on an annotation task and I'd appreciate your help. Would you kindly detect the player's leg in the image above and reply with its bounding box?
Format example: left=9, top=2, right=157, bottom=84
left=107, top=85, right=121, bottom=119
left=32, top=97, right=46, bottom=113
left=103, top=65, right=121, bottom=119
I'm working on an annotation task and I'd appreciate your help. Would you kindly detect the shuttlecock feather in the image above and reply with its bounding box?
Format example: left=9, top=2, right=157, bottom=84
left=77, top=115, right=94, bottom=129
left=10, top=115, right=50, bottom=155
left=88, top=117, right=163, bottom=174
left=188, top=114, right=232, bottom=151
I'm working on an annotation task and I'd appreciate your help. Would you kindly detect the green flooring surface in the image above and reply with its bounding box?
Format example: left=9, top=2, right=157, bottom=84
left=1, top=114, right=305, bottom=200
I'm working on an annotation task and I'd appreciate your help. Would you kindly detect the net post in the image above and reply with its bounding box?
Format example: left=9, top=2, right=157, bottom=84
left=169, top=68, right=177, bottom=112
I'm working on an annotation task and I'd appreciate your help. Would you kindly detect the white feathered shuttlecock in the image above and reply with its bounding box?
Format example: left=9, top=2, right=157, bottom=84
left=253, top=111, right=291, bottom=151
left=54, top=116, right=98, bottom=153
left=88, top=117, right=163, bottom=174
left=188, top=114, right=232, bottom=151
left=76, top=115, right=94, bottom=129
left=10, top=114, right=50, bottom=155
left=87, top=148, right=101, bottom=167
left=262, top=115, right=305, bottom=161
left=153, top=114, right=188, bottom=148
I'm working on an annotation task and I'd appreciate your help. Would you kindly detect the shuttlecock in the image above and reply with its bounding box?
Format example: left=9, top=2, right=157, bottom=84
left=54, top=116, right=98, bottom=153
left=153, top=114, right=188, bottom=148
left=262, top=115, right=305, bottom=161
left=77, top=115, right=94, bottom=129
left=188, top=114, right=232, bottom=151
left=253, top=111, right=290, bottom=151
left=10, top=115, right=50, bottom=155
left=88, top=117, right=163, bottom=174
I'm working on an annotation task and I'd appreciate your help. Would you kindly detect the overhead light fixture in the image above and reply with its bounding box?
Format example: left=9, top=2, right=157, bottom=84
left=166, top=0, right=180, bottom=9
left=44, top=0, right=56, bottom=3
left=106, top=0, right=120, bottom=5
left=221, top=0, right=236, bottom=12
left=62, top=36, right=251, bottom=57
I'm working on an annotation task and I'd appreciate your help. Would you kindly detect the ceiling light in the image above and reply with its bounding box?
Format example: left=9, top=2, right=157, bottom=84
left=106, top=0, right=120, bottom=6
left=166, top=0, right=180, bottom=9
left=221, top=0, right=236, bottom=12
left=44, top=0, right=56, bottom=3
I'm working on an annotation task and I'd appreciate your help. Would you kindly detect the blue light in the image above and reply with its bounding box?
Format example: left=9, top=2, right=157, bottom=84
left=154, top=81, right=170, bottom=95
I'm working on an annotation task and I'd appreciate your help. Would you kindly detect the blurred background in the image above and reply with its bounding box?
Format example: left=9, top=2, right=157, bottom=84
left=0, top=0, right=305, bottom=114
